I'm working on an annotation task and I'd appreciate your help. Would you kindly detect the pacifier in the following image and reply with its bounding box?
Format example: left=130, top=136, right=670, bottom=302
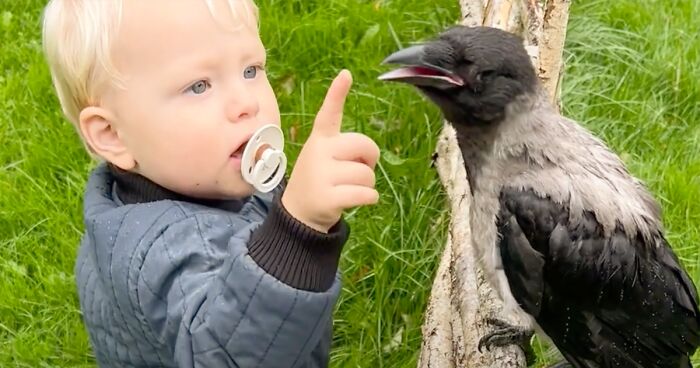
left=240, top=124, right=287, bottom=193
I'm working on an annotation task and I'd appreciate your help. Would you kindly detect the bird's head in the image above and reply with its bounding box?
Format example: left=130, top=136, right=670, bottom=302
left=379, top=26, right=538, bottom=125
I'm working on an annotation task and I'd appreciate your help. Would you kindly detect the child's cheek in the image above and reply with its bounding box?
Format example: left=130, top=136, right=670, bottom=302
left=255, top=79, right=281, bottom=123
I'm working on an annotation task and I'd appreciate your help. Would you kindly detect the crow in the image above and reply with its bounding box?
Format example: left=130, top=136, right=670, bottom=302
left=379, top=25, right=700, bottom=368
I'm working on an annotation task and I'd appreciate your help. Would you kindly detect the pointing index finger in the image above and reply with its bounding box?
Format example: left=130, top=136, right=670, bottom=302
left=312, top=69, right=353, bottom=137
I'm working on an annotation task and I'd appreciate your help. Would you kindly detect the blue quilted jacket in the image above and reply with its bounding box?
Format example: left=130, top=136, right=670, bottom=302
left=75, top=164, right=349, bottom=367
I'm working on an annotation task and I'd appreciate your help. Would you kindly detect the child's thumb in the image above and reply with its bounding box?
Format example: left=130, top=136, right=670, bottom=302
left=311, top=70, right=352, bottom=137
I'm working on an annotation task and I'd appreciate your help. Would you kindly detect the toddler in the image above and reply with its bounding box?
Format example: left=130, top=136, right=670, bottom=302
left=41, top=0, right=380, bottom=366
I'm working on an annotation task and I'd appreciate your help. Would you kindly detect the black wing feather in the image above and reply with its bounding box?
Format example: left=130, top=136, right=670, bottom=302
left=497, top=187, right=700, bottom=368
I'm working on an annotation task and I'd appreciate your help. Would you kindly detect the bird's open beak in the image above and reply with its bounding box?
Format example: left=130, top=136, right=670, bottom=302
left=378, top=44, right=464, bottom=89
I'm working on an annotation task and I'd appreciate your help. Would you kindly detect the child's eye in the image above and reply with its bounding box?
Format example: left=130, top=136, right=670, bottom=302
left=187, top=80, right=210, bottom=94
left=243, top=66, right=258, bottom=79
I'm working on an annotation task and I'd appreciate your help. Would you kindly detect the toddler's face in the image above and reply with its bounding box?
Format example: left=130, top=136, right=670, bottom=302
left=102, top=0, right=279, bottom=199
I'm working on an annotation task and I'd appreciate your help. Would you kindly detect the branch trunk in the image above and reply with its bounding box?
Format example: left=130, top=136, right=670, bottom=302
left=418, top=1, right=570, bottom=367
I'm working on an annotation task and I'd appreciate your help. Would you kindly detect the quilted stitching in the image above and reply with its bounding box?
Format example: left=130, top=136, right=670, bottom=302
left=76, top=165, right=340, bottom=367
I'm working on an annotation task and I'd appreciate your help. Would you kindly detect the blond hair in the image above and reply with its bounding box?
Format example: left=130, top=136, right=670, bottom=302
left=41, top=0, right=259, bottom=136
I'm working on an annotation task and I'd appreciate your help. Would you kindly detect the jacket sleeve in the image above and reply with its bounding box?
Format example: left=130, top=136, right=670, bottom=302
left=134, top=195, right=348, bottom=367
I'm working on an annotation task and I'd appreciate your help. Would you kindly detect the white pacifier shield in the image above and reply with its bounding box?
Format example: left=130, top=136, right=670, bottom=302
left=241, top=124, right=287, bottom=193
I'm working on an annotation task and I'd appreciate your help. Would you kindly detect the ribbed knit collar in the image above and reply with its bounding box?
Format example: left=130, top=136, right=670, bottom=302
left=107, top=163, right=249, bottom=212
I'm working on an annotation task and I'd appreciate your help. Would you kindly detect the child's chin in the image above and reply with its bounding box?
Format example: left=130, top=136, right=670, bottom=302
left=221, top=182, right=256, bottom=199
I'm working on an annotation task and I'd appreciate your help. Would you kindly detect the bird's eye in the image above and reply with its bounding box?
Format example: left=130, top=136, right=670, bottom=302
left=187, top=80, right=210, bottom=94
left=476, top=70, right=496, bottom=83
left=244, top=66, right=258, bottom=79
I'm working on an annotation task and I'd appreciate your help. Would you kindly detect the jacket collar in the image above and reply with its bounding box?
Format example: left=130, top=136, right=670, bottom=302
left=108, top=163, right=249, bottom=212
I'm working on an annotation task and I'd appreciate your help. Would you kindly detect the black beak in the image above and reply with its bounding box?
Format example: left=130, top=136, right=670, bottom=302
left=378, top=44, right=464, bottom=89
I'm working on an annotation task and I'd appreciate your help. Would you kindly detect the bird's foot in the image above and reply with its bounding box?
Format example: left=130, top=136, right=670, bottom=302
left=546, top=361, right=573, bottom=368
left=478, top=317, right=534, bottom=354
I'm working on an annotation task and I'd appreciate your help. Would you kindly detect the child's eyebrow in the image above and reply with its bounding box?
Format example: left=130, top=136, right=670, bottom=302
left=238, top=43, right=267, bottom=63
left=167, top=54, right=220, bottom=74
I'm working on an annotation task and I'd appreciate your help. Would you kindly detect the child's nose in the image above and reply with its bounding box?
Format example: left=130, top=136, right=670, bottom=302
left=225, top=86, right=260, bottom=122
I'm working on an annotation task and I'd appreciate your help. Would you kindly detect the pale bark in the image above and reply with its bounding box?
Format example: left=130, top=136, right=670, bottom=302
left=418, top=1, right=570, bottom=367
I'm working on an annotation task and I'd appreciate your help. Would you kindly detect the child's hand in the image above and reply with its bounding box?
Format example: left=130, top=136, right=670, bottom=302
left=282, top=70, right=380, bottom=233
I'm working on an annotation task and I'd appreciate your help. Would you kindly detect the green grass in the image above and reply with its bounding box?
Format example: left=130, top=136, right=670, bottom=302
left=0, top=0, right=698, bottom=367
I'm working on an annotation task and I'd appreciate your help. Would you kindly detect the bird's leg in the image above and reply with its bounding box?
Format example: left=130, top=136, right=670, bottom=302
left=478, top=317, right=535, bottom=359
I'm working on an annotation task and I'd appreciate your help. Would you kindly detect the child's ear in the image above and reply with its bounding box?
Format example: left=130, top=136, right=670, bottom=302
left=79, top=106, right=136, bottom=171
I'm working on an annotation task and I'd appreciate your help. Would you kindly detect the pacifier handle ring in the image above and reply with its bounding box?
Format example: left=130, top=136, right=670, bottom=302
left=252, top=152, right=287, bottom=193
left=240, top=124, right=286, bottom=193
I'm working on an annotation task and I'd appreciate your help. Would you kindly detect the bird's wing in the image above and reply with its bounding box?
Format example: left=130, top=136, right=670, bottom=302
left=497, top=186, right=700, bottom=367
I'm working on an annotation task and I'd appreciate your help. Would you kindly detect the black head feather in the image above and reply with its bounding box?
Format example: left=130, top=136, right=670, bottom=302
left=379, top=26, right=539, bottom=125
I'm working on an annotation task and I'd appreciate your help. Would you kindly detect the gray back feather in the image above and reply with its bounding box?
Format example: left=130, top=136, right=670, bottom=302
left=455, top=89, right=663, bottom=245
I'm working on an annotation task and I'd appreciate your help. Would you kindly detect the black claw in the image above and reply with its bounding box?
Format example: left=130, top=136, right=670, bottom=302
left=485, top=317, right=512, bottom=329
left=477, top=318, right=534, bottom=354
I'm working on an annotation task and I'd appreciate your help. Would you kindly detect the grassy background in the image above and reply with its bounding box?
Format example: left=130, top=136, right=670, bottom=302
left=1, top=0, right=698, bottom=367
